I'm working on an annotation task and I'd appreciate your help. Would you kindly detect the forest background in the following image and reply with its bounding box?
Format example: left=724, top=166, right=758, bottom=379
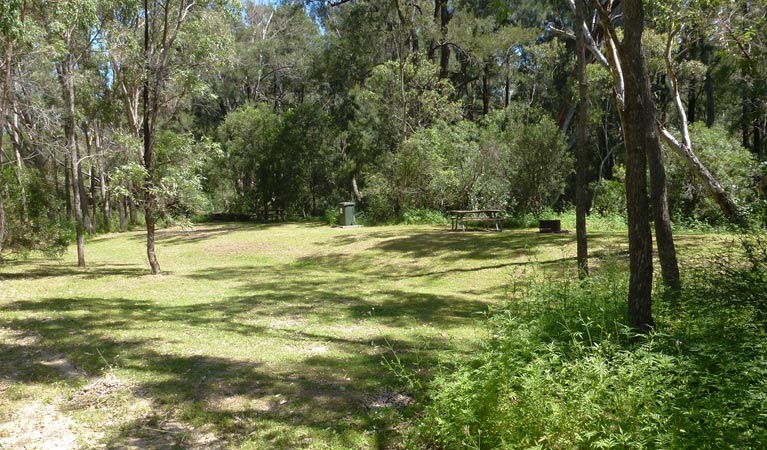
left=1, top=0, right=765, bottom=262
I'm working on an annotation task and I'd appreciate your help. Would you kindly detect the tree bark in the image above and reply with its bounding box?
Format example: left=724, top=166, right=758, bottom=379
left=143, top=0, right=160, bottom=275
left=0, top=187, right=4, bottom=257
left=118, top=198, right=127, bottom=232
left=619, top=0, right=655, bottom=333
left=84, top=127, right=98, bottom=230
left=65, top=154, right=72, bottom=221
left=94, top=122, right=110, bottom=231
left=574, top=0, right=589, bottom=278
left=11, top=112, right=28, bottom=223
left=481, top=63, right=490, bottom=116
left=76, top=139, right=94, bottom=234
left=703, top=45, right=715, bottom=128
left=0, top=37, right=12, bottom=255
left=128, top=185, right=138, bottom=225
left=0, top=40, right=10, bottom=254
left=59, top=52, right=86, bottom=268
left=436, top=0, right=450, bottom=79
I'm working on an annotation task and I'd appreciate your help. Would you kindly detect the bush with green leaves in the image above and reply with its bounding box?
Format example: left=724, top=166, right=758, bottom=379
left=481, top=104, right=572, bottom=215
left=0, top=166, right=69, bottom=258
left=363, top=120, right=489, bottom=221
left=665, top=124, right=760, bottom=226
left=401, top=208, right=449, bottom=225
left=408, top=249, right=767, bottom=449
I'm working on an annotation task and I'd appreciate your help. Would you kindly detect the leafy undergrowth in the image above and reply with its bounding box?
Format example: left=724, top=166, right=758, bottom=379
left=407, top=238, right=767, bottom=449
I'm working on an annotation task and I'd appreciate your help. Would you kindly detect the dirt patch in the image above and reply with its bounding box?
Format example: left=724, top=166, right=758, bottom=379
left=0, top=400, right=92, bottom=450
left=117, top=415, right=225, bottom=450
left=366, top=389, right=413, bottom=410
left=68, top=373, right=147, bottom=412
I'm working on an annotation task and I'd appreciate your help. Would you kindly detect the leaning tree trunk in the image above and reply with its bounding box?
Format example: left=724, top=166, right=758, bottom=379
left=658, top=126, right=744, bottom=225
left=619, top=0, right=655, bottom=333
left=574, top=0, right=589, bottom=278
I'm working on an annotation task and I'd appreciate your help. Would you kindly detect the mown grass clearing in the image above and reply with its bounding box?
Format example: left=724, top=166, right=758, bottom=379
left=0, top=223, right=723, bottom=449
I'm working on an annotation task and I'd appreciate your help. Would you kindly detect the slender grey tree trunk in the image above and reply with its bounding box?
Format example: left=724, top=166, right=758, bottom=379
left=144, top=0, right=160, bottom=275
left=0, top=41, right=9, bottom=256
left=76, top=142, right=94, bottom=234
left=94, top=124, right=110, bottom=231
left=702, top=45, right=715, bottom=128
left=574, top=0, right=589, bottom=278
left=65, top=154, right=72, bottom=221
left=118, top=198, right=127, bottom=232
left=59, top=52, right=85, bottom=268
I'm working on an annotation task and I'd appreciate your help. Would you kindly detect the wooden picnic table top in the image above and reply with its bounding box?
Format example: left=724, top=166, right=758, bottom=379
left=448, top=209, right=504, bottom=214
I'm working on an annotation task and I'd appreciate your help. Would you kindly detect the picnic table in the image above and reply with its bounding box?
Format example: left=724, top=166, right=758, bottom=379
left=448, top=209, right=504, bottom=232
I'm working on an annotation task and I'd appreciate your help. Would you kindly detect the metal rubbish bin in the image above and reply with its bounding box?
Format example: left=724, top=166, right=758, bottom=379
left=338, top=202, right=356, bottom=226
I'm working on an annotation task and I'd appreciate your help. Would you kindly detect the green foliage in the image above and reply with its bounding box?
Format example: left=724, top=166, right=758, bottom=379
left=400, top=209, right=449, bottom=225
left=323, top=206, right=340, bottom=226
left=214, top=104, right=282, bottom=213
left=0, top=0, right=21, bottom=37
left=408, top=252, right=767, bottom=449
left=349, top=53, right=462, bottom=158
left=665, top=124, right=760, bottom=226
left=482, top=104, right=572, bottom=215
left=154, top=132, right=221, bottom=222
left=363, top=120, right=485, bottom=222
left=592, top=165, right=627, bottom=218
left=0, top=167, right=69, bottom=258
left=213, top=102, right=344, bottom=218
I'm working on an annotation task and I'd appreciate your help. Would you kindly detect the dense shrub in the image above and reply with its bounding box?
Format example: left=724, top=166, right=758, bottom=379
left=407, top=246, right=767, bottom=449
left=0, top=167, right=69, bottom=258
left=401, top=208, right=449, bottom=225
left=482, top=105, right=572, bottom=215
left=665, top=124, right=760, bottom=226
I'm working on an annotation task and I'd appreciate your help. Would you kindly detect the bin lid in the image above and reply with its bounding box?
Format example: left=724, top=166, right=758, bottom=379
left=338, top=202, right=355, bottom=207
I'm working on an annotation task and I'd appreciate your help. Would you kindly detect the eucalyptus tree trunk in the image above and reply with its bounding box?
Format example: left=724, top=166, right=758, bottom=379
left=59, top=53, right=85, bottom=267
left=76, top=144, right=94, bottom=234
left=84, top=127, right=98, bottom=229
left=574, top=0, right=589, bottom=277
left=0, top=44, right=8, bottom=253
left=118, top=198, right=127, bottom=232
left=702, top=45, right=715, bottom=128
left=94, top=125, right=111, bottom=231
left=0, top=188, right=5, bottom=257
left=9, top=107, right=28, bottom=222
left=434, top=0, right=451, bottom=79
left=618, top=0, right=655, bottom=333
left=143, top=0, right=160, bottom=275
left=648, top=146, right=681, bottom=294
left=64, top=154, right=72, bottom=220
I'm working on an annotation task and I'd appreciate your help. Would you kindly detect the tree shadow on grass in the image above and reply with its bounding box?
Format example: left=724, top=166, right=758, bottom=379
left=326, top=227, right=577, bottom=260
left=1, top=295, right=419, bottom=448
left=123, top=222, right=324, bottom=247
left=0, top=263, right=149, bottom=280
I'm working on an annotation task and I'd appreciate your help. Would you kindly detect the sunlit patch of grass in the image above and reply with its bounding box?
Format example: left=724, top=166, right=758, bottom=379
left=0, top=222, right=716, bottom=448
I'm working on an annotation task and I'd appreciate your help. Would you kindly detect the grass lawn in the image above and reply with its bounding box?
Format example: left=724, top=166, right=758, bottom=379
left=0, top=222, right=720, bottom=449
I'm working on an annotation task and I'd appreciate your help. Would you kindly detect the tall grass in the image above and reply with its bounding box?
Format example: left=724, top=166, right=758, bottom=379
left=407, top=241, right=767, bottom=449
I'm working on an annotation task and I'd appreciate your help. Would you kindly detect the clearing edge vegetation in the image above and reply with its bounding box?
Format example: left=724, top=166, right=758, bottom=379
left=1, top=223, right=765, bottom=449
